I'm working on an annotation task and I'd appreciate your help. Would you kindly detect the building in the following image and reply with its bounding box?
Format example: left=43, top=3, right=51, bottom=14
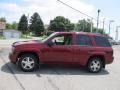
left=0, top=21, right=6, bottom=35
left=3, top=29, right=21, bottom=39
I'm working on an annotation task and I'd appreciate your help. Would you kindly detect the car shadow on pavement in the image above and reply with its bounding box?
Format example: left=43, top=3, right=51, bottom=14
left=1, top=62, right=109, bottom=76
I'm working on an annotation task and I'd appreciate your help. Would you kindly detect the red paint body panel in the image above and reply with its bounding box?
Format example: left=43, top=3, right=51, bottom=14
left=9, top=32, right=114, bottom=66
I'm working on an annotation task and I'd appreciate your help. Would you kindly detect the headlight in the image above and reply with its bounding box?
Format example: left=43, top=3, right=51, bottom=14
left=12, top=46, right=15, bottom=52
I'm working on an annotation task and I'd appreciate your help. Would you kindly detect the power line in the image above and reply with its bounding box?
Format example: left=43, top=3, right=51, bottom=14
left=57, top=0, right=95, bottom=19
left=57, top=0, right=110, bottom=28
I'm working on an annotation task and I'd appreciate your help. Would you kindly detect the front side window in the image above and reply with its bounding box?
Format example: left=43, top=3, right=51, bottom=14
left=42, top=32, right=58, bottom=42
left=51, top=34, right=72, bottom=45
left=76, top=34, right=92, bottom=46
left=95, top=36, right=111, bottom=47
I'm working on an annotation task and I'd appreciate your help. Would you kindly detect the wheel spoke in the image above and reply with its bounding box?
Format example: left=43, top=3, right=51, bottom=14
left=96, top=61, right=99, bottom=65
left=90, top=64, right=94, bottom=68
left=26, top=57, right=30, bottom=62
left=23, top=64, right=28, bottom=69
left=93, top=67, right=97, bottom=71
left=92, top=61, right=96, bottom=65
left=27, top=64, right=33, bottom=69
left=29, top=61, right=34, bottom=64
left=22, top=60, right=27, bottom=64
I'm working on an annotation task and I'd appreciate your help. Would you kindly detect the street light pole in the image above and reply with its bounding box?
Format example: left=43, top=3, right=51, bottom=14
left=97, top=9, right=100, bottom=32
left=109, top=20, right=114, bottom=35
left=115, top=26, right=120, bottom=41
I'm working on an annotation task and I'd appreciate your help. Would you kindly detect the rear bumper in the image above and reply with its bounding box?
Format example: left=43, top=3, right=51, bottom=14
left=106, top=56, right=114, bottom=64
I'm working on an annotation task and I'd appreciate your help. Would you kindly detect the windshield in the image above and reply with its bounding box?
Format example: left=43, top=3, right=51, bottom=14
left=42, top=32, right=58, bottom=42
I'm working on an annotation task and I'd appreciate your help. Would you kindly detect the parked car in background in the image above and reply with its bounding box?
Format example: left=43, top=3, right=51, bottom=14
left=9, top=32, right=114, bottom=73
left=108, top=38, right=118, bottom=45
left=118, top=40, right=120, bottom=45
left=115, top=40, right=120, bottom=45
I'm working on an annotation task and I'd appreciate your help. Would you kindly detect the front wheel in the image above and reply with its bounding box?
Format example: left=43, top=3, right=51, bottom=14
left=18, top=54, right=39, bottom=72
left=87, top=57, right=103, bottom=73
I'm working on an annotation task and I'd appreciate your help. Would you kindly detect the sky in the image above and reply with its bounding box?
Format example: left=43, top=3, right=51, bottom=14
left=0, top=0, right=120, bottom=40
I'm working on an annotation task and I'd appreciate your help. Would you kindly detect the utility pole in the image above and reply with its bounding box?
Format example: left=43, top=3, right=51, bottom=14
left=90, top=18, right=93, bottom=32
left=109, top=20, right=114, bottom=35
left=102, top=18, right=105, bottom=34
left=27, top=13, right=30, bottom=36
left=97, top=9, right=101, bottom=32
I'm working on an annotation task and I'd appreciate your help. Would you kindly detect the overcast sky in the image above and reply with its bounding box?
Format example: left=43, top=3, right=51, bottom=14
left=0, top=0, right=120, bottom=40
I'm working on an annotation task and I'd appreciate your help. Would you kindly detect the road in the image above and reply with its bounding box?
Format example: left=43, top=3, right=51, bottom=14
left=0, top=39, right=120, bottom=90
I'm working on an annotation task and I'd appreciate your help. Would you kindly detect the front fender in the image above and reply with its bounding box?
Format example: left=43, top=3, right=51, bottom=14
left=16, top=48, right=43, bottom=62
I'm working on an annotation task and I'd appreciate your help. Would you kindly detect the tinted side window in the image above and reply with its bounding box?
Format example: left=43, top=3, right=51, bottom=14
left=95, top=36, right=111, bottom=47
left=76, top=34, right=92, bottom=46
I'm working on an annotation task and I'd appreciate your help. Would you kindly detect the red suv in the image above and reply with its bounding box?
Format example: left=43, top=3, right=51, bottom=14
left=9, top=32, right=114, bottom=73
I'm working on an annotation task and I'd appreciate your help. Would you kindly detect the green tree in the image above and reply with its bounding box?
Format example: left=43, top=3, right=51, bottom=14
left=18, top=14, right=28, bottom=34
left=30, top=12, right=44, bottom=36
left=6, top=22, right=18, bottom=29
left=75, top=19, right=92, bottom=32
left=6, top=23, right=12, bottom=29
left=49, top=16, right=74, bottom=32
left=93, top=28, right=105, bottom=34
left=12, top=22, right=18, bottom=29
left=75, top=19, right=105, bottom=34
left=0, top=17, right=6, bottom=22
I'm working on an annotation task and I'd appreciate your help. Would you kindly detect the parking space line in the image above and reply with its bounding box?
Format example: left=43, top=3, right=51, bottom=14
left=0, top=55, right=25, bottom=90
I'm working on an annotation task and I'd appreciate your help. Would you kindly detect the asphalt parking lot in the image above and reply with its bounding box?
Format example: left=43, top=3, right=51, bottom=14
left=0, top=40, right=120, bottom=90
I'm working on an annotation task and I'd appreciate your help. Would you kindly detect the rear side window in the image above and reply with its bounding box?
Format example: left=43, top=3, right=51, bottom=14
left=76, top=34, right=92, bottom=46
left=95, top=36, right=111, bottom=47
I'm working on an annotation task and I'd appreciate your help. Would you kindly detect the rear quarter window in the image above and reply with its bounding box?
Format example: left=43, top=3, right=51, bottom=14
left=95, top=36, right=111, bottom=47
left=76, top=34, right=92, bottom=46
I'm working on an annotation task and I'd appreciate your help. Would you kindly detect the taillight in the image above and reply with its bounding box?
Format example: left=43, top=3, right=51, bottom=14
left=111, top=50, right=113, bottom=55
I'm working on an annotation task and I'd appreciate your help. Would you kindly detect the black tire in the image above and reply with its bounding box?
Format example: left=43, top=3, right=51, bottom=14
left=87, top=57, right=103, bottom=73
left=18, top=54, right=39, bottom=72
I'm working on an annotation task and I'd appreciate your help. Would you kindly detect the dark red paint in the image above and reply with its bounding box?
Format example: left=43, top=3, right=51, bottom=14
left=9, top=32, right=114, bottom=66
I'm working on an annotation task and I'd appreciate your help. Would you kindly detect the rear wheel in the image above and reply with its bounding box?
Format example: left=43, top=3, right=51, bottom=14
left=18, top=54, right=39, bottom=72
left=87, top=57, right=102, bottom=73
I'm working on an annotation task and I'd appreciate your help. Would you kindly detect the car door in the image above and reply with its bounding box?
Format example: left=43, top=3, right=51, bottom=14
left=73, top=34, right=93, bottom=65
left=42, top=34, right=74, bottom=64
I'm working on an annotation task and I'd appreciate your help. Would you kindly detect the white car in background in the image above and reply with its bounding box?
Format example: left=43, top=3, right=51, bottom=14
left=117, top=40, right=120, bottom=45
left=108, top=38, right=119, bottom=45
left=109, top=39, right=115, bottom=45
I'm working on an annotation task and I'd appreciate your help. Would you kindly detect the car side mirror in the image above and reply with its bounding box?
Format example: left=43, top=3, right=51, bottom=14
left=47, top=41, right=54, bottom=46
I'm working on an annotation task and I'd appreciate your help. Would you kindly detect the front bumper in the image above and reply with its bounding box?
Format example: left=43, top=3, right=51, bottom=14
left=9, top=52, right=17, bottom=64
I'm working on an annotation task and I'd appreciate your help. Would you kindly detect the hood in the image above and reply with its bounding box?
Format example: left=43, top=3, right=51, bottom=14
left=12, top=40, right=43, bottom=47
